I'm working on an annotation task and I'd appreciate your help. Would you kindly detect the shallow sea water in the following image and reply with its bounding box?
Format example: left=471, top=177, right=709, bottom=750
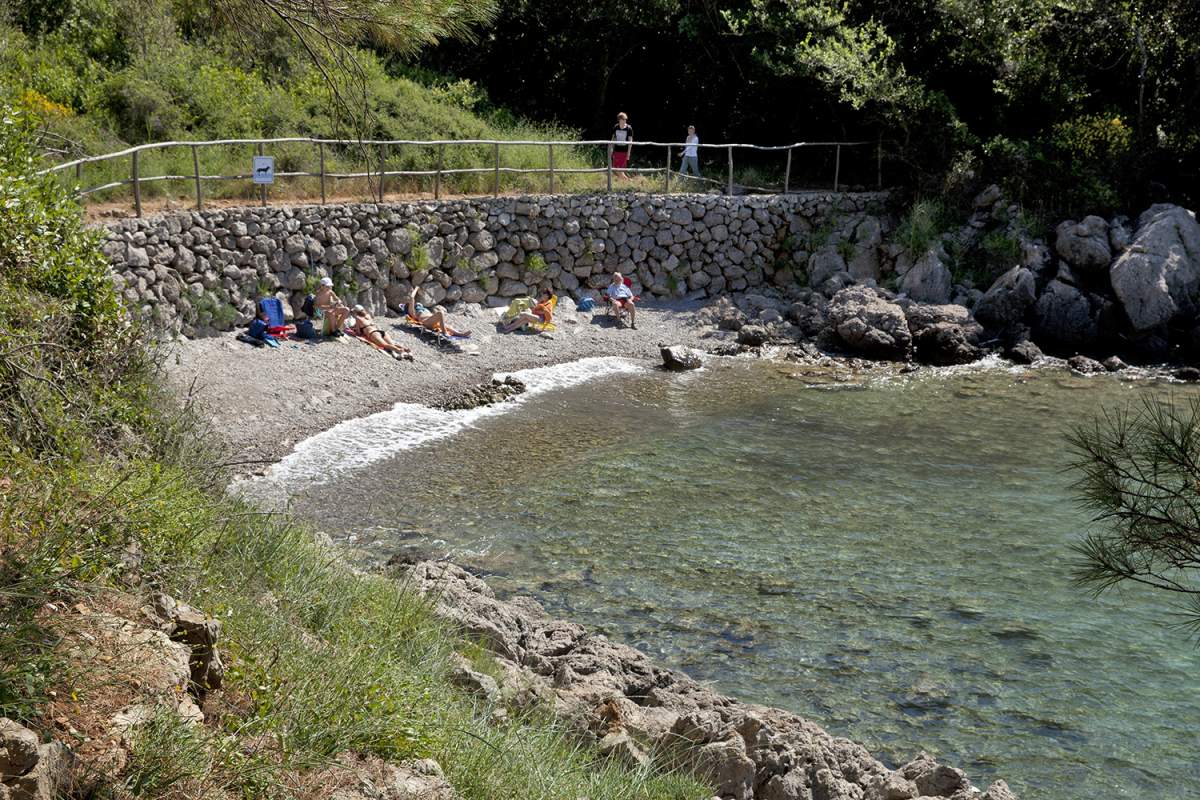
left=256, top=357, right=1200, bottom=799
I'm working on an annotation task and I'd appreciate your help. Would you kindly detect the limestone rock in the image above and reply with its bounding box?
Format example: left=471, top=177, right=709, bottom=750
left=0, top=720, right=74, bottom=800
left=737, top=325, right=769, bottom=347
left=661, top=346, right=703, bottom=371
left=828, top=287, right=912, bottom=361
left=1068, top=355, right=1106, bottom=374
left=1110, top=204, right=1200, bottom=331
left=1004, top=340, right=1043, bottom=365
left=1032, top=279, right=1100, bottom=352
left=899, top=247, right=953, bottom=304
left=1055, top=216, right=1112, bottom=273
left=975, top=267, right=1036, bottom=333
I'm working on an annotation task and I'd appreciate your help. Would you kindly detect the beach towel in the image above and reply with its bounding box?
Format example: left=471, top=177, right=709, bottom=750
left=501, top=297, right=534, bottom=323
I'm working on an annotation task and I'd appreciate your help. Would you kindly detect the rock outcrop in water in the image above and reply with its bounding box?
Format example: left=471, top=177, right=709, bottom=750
left=401, top=560, right=1018, bottom=800
left=434, top=376, right=526, bottom=410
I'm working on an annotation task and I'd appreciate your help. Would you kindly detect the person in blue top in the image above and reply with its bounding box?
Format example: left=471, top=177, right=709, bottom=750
left=606, top=271, right=637, bottom=329
left=680, top=125, right=700, bottom=177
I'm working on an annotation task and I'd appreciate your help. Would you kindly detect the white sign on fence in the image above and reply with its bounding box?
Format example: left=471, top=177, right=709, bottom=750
left=252, top=155, right=275, bottom=184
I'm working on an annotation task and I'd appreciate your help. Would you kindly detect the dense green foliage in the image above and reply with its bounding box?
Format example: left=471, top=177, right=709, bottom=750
left=0, top=0, right=597, bottom=201
left=0, top=108, right=707, bottom=797
left=422, top=0, right=1200, bottom=216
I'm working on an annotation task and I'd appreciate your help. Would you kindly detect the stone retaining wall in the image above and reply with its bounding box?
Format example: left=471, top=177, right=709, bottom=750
left=99, top=192, right=889, bottom=337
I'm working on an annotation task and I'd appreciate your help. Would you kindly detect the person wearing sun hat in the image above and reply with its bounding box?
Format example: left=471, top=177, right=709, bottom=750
left=314, top=276, right=350, bottom=336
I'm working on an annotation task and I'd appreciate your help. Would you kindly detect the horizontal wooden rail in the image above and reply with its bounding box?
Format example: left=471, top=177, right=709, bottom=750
left=42, top=135, right=884, bottom=216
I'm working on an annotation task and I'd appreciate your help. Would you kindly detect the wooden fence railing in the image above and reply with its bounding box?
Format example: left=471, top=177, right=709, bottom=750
left=38, top=136, right=883, bottom=217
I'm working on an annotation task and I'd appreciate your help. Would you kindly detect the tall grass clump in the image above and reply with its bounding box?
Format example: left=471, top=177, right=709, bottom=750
left=893, top=198, right=951, bottom=257
left=0, top=105, right=707, bottom=799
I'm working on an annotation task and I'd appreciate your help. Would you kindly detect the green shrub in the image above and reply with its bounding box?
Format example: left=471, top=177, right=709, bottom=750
left=893, top=199, right=950, bottom=257
left=525, top=253, right=547, bottom=273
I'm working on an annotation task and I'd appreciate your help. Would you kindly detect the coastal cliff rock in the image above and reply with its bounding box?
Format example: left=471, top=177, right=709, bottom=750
left=1110, top=204, right=1200, bottom=331
left=1054, top=216, right=1112, bottom=275
left=828, top=287, right=912, bottom=361
left=399, top=560, right=1015, bottom=800
left=974, top=267, right=1037, bottom=335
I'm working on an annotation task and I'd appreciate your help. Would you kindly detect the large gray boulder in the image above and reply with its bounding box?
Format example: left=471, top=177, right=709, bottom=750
left=807, top=248, right=846, bottom=290
left=1032, top=279, right=1100, bottom=351
left=975, top=267, right=1037, bottom=333
left=898, top=247, right=953, bottom=304
left=903, top=303, right=984, bottom=365
left=828, top=287, right=912, bottom=361
left=1110, top=204, right=1200, bottom=331
left=1054, top=216, right=1112, bottom=274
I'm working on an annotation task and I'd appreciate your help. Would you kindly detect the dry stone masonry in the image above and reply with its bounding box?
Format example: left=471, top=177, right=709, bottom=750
left=99, top=192, right=889, bottom=337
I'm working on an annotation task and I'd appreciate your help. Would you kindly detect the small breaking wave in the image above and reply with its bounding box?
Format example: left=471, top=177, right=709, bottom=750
left=240, top=356, right=645, bottom=497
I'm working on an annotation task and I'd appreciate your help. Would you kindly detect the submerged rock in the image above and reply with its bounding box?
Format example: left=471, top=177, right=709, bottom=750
left=398, top=561, right=1017, bottom=800
left=1068, top=355, right=1106, bottom=374
left=436, top=377, right=526, bottom=410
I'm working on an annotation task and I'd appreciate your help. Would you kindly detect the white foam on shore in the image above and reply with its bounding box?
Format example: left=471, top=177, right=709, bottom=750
left=241, top=356, right=645, bottom=494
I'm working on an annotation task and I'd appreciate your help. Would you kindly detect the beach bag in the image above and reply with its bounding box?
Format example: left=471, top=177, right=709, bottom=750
left=294, top=318, right=317, bottom=339
left=300, top=293, right=316, bottom=319
left=577, top=296, right=595, bottom=312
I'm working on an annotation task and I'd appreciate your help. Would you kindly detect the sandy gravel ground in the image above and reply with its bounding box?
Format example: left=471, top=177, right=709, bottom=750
left=164, top=298, right=729, bottom=467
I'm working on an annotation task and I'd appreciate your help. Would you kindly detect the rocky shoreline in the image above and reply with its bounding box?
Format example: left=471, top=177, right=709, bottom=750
left=398, top=560, right=1017, bottom=800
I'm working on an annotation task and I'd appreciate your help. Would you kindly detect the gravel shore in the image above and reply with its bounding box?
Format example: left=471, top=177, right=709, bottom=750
left=164, top=298, right=726, bottom=466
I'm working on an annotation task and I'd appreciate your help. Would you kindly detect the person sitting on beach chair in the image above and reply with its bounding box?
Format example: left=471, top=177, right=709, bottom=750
left=407, top=286, right=471, bottom=338
left=605, top=272, right=637, bottom=329
left=314, top=277, right=350, bottom=336
left=349, top=305, right=413, bottom=360
left=501, top=288, right=556, bottom=333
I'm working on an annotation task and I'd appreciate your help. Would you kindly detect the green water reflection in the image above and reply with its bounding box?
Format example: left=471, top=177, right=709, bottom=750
left=291, top=361, right=1200, bottom=800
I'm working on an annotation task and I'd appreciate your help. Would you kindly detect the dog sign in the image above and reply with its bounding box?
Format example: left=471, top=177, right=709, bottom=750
left=252, top=155, right=275, bottom=184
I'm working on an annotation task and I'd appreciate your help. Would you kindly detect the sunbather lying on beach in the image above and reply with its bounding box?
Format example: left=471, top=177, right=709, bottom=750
left=407, top=286, right=471, bottom=337
left=502, top=288, right=556, bottom=333
left=349, top=305, right=413, bottom=359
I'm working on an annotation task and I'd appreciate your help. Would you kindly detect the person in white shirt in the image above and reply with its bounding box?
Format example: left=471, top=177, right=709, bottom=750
left=680, top=125, right=700, bottom=177
left=605, top=271, right=637, bottom=329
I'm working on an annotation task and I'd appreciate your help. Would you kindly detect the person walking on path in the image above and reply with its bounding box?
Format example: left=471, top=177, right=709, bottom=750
left=680, top=125, right=701, bottom=177
left=611, top=112, right=633, bottom=179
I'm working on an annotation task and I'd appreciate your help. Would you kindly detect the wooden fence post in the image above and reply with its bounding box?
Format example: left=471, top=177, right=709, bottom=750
left=727, top=145, right=734, bottom=195
left=606, top=143, right=613, bottom=192
left=548, top=143, right=555, bottom=193
left=257, top=142, right=266, bottom=206
left=435, top=144, right=443, bottom=200
left=318, top=141, right=326, bottom=204
left=493, top=143, right=500, bottom=197
left=132, top=150, right=142, bottom=218
left=192, top=145, right=202, bottom=211
left=784, top=147, right=792, bottom=194
left=379, top=144, right=386, bottom=202
left=833, top=144, right=841, bottom=192
left=665, top=145, right=671, bottom=193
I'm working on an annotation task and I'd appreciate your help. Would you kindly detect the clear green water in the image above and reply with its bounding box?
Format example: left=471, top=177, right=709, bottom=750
left=275, top=359, right=1200, bottom=799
